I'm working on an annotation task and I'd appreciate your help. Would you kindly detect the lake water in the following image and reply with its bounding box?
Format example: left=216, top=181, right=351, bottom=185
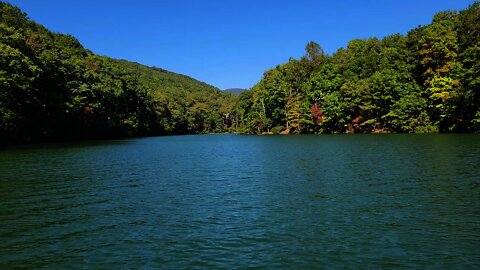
left=0, top=134, right=479, bottom=268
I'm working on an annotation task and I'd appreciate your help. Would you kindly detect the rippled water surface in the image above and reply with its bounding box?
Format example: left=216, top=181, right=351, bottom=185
left=0, top=134, right=479, bottom=268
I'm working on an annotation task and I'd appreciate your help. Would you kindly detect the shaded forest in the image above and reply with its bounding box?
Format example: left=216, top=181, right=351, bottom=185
left=0, top=2, right=236, bottom=143
left=231, top=2, right=480, bottom=134
left=1, top=2, right=479, bottom=143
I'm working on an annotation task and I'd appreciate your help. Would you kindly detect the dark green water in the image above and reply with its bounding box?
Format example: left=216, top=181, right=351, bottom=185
left=0, top=134, right=479, bottom=268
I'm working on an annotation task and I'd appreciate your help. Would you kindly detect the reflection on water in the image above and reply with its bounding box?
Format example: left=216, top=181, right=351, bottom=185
left=0, top=134, right=479, bottom=268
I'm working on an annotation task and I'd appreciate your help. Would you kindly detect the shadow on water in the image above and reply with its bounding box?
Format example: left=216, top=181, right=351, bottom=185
left=0, top=137, right=135, bottom=152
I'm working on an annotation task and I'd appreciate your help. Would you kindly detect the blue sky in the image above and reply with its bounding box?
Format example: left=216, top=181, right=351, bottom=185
left=6, top=0, right=476, bottom=89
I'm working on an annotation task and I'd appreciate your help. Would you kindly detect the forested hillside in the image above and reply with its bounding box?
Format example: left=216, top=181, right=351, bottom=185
left=1, top=2, right=479, bottom=142
left=0, top=2, right=236, bottom=142
left=232, top=2, right=480, bottom=134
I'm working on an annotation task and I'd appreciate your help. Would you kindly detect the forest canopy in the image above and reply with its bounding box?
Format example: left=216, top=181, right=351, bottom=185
left=230, top=2, right=480, bottom=134
left=1, top=2, right=479, bottom=143
left=0, top=2, right=236, bottom=142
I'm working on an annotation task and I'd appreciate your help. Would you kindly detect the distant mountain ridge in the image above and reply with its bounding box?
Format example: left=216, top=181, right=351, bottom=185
left=224, top=88, right=248, bottom=95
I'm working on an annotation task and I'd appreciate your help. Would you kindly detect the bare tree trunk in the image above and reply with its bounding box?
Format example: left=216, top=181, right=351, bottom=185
left=285, top=105, right=289, bottom=130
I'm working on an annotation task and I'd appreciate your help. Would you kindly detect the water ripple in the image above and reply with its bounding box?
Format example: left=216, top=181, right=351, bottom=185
left=0, top=134, right=479, bottom=268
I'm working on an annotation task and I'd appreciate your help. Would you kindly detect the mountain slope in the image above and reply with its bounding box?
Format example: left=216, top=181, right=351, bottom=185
left=0, top=2, right=236, bottom=142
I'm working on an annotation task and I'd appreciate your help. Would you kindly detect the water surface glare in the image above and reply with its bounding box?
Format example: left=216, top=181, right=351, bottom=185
left=0, top=134, right=479, bottom=268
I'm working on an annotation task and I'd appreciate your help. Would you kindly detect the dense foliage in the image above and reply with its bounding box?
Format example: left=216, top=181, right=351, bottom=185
left=0, top=2, right=236, bottom=142
left=232, top=3, right=480, bottom=134
left=1, top=2, right=479, bottom=142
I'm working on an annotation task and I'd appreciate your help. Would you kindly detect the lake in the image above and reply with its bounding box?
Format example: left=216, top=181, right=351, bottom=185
left=0, top=134, right=479, bottom=268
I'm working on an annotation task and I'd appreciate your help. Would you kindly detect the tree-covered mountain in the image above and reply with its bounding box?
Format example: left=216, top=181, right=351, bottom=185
left=1, top=2, right=479, bottom=143
left=231, top=2, right=480, bottom=134
left=0, top=2, right=237, bottom=143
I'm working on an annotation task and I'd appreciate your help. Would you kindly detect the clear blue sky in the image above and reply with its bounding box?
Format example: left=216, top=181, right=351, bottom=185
left=5, top=0, right=476, bottom=89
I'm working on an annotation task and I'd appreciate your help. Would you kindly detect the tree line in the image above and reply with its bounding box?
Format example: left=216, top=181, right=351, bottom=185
left=1, top=2, right=479, bottom=143
left=0, top=2, right=236, bottom=143
left=231, top=2, right=480, bottom=134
